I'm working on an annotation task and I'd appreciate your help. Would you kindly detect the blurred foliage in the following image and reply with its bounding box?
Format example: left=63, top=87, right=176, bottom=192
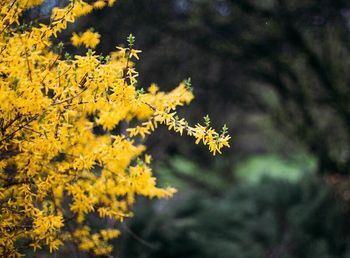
left=156, top=156, right=233, bottom=195
left=155, top=154, right=315, bottom=196
left=234, top=154, right=316, bottom=184
left=116, top=177, right=350, bottom=258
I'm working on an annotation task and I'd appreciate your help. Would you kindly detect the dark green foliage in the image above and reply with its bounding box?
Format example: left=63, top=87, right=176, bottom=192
left=117, top=177, right=350, bottom=258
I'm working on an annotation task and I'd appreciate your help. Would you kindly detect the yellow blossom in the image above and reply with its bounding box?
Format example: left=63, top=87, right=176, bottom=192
left=94, top=0, right=106, bottom=9
left=71, top=29, right=101, bottom=49
left=71, top=32, right=81, bottom=47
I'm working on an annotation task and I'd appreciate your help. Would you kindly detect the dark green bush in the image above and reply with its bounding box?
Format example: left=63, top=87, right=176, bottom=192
left=116, top=177, right=350, bottom=258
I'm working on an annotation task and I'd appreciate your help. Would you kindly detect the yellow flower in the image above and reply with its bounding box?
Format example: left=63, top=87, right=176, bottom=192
left=130, top=49, right=142, bottom=60
left=71, top=32, right=82, bottom=47
left=148, top=83, right=159, bottom=94
left=72, top=2, right=93, bottom=17
left=108, top=0, right=116, bottom=6
left=71, top=30, right=101, bottom=49
left=145, top=154, right=152, bottom=164
left=94, top=0, right=106, bottom=9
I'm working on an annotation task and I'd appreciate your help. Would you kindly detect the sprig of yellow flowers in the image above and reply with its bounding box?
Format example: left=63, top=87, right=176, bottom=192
left=0, top=0, right=230, bottom=257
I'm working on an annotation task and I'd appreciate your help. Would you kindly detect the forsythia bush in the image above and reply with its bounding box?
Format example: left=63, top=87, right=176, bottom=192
left=0, top=0, right=230, bottom=256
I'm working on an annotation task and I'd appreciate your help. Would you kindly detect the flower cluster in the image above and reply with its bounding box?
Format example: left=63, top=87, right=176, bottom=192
left=0, top=0, right=230, bottom=256
left=71, top=29, right=101, bottom=49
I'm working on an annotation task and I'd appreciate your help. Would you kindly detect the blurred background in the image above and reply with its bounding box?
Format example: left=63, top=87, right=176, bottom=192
left=33, top=0, right=350, bottom=257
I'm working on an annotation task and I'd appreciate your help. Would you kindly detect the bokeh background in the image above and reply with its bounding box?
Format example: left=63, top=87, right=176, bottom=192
left=30, top=0, right=350, bottom=257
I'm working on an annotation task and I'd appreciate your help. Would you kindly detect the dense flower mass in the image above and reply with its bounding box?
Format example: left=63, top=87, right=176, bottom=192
left=0, top=0, right=230, bottom=256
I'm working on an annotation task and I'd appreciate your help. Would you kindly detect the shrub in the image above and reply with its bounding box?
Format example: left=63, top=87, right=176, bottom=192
left=119, top=177, right=350, bottom=258
left=0, top=0, right=230, bottom=256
